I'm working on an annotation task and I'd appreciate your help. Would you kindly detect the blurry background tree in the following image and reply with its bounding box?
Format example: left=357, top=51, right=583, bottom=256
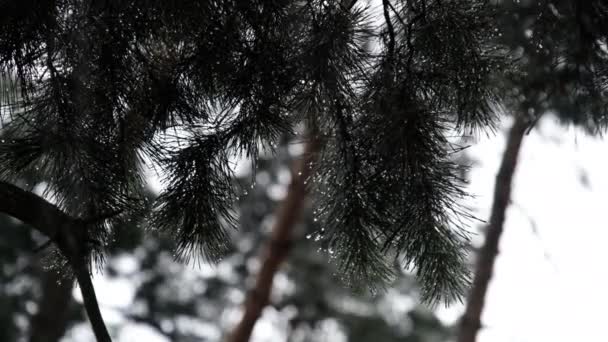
left=0, top=136, right=451, bottom=342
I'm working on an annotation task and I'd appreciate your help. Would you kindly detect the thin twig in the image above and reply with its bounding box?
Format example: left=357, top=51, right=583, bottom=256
left=382, top=0, right=396, bottom=62
left=386, top=0, right=406, bottom=27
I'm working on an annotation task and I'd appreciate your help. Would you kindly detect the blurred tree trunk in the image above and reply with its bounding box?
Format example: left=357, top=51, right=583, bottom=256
left=457, top=115, right=529, bottom=342
left=29, top=269, right=74, bottom=342
left=227, top=139, right=318, bottom=342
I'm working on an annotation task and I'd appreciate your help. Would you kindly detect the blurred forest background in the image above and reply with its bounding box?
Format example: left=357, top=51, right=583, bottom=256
left=0, top=134, right=451, bottom=342
left=3, top=114, right=607, bottom=342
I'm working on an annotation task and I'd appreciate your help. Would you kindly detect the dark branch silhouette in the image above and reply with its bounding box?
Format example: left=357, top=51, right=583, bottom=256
left=0, top=180, right=112, bottom=342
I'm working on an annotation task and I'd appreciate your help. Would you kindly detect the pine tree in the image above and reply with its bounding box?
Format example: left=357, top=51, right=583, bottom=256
left=1, top=1, right=605, bottom=341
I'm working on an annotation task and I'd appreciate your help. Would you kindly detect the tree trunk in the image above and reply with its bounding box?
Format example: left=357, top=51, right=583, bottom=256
left=457, top=115, right=529, bottom=342
left=29, top=270, right=74, bottom=342
left=227, top=139, right=318, bottom=342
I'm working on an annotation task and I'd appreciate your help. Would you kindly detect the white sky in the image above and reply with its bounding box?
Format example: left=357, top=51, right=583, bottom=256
left=437, top=115, right=608, bottom=342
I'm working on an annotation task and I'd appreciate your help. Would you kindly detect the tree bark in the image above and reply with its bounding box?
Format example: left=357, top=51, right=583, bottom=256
left=28, top=270, right=74, bottom=342
left=227, top=139, right=318, bottom=342
left=0, top=180, right=112, bottom=342
left=457, top=115, right=529, bottom=342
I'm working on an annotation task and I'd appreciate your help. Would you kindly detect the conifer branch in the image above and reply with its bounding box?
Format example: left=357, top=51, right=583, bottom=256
left=227, top=138, right=319, bottom=342
left=457, top=114, right=529, bottom=342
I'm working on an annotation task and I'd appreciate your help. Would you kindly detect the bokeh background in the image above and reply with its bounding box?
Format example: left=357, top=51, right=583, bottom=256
left=1, top=113, right=606, bottom=342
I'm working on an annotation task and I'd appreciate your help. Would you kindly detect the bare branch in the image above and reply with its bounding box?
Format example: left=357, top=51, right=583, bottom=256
left=0, top=180, right=112, bottom=342
left=0, top=180, right=67, bottom=238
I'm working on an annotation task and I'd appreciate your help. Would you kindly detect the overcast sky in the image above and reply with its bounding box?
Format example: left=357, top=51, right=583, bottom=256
left=438, top=115, right=608, bottom=342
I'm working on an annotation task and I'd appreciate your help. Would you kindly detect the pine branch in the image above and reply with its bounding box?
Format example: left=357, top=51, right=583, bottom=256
left=227, top=138, right=319, bottom=342
left=0, top=180, right=112, bottom=342
left=457, top=114, right=529, bottom=342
